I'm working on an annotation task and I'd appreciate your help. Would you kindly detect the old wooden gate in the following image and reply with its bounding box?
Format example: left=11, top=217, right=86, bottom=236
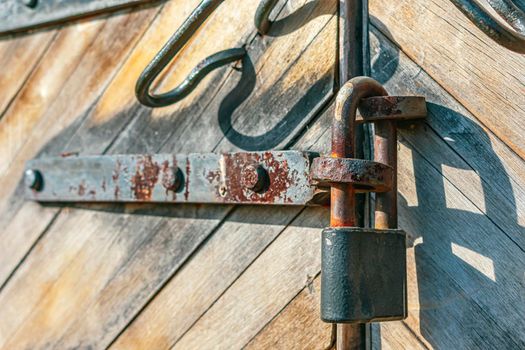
left=0, top=0, right=523, bottom=349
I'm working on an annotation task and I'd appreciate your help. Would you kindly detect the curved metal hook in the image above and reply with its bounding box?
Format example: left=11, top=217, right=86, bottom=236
left=333, top=77, right=387, bottom=159
left=487, top=0, right=525, bottom=33
left=136, top=0, right=246, bottom=108
left=450, top=0, right=525, bottom=53
left=255, top=0, right=280, bottom=35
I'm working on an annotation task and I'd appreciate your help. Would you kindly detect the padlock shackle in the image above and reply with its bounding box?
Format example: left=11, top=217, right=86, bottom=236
left=330, top=77, right=387, bottom=227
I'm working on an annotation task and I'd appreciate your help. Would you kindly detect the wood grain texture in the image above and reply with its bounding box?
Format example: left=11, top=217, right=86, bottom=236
left=244, top=276, right=333, bottom=350
left=0, top=6, right=159, bottom=288
left=0, top=0, right=523, bottom=349
left=370, top=0, right=525, bottom=160
left=0, top=30, right=57, bottom=116
left=171, top=207, right=327, bottom=350
left=111, top=206, right=304, bottom=350
left=0, top=0, right=336, bottom=349
left=235, top=24, right=525, bottom=349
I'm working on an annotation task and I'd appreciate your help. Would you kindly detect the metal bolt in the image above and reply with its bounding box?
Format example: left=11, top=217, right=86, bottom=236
left=22, top=0, right=38, bottom=8
left=162, top=167, right=183, bottom=192
left=241, top=165, right=269, bottom=193
left=25, top=169, right=43, bottom=191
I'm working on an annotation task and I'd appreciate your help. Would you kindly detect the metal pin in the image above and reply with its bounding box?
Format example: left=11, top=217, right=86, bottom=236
left=22, top=0, right=38, bottom=8
left=241, top=165, right=269, bottom=193
left=25, top=169, right=43, bottom=191
left=162, top=167, right=183, bottom=192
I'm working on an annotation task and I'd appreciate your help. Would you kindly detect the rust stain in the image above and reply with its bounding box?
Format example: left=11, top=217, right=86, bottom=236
left=112, top=160, right=121, bottom=182
left=161, top=160, right=170, bottom=195
left=60, top=151, right=79, bottom=157
left=311, top=157, right=392, bottom=193
left=184, top=158, right=190, bottom=201
left=78, top=183, right=85, bottom=196
left=130, top=155, right=160, bottom=201
left=207, top=152, right=297, bottom=204
left=172, top=156, right=179, bottom=200
left=113, top=160, right=121, bottom=199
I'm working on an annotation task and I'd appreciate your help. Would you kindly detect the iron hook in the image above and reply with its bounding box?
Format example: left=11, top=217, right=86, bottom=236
left=136, top=0, right=281, bottom=108
left=135, top=0, right=246, bottom=108
left=255, top=0, right=280, bottom=35
left=451, top=0, right=525, bottom=53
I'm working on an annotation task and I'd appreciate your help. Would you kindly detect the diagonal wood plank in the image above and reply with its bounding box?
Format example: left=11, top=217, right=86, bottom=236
left=0, top=6, right=160, bottom=289
left=56, top=2, right=336, bottom=348
left=243, top=275, right=427, bottom=350
left=368, top=28, right=525, bottom=250
left=0, top=30, right=57, bottom=117
left=243, top=276, right=333, bottom=350
left=0, top=1, right=523, bottom=349
left=0, top=20, right=105, bottom=176
left=170, top=207, right=326, bottom=350
left=0, top=1, right=337, bottom=349
left=370, top=0, right=525, bottom=160
left=295, top=25, right=525, bottom=349
left=110, top=206, right=305, bottom=350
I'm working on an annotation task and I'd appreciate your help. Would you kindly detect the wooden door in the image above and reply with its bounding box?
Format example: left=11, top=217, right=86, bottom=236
left=0, top=0, right=523, bottom=348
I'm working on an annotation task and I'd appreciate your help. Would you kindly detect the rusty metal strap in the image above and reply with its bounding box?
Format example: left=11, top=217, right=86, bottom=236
left=24, top=151, right=399, bottom=205
left=25, top=151, right=317, bottom=205
left=0, top=0, right=157, bottom=35
left=24, top=95, right=426, bottom=206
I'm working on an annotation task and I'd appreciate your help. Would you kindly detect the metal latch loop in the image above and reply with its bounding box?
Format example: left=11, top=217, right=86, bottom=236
left=135, top=0, right=281, bottom=108
left=311, top=157, right=393, bottom=193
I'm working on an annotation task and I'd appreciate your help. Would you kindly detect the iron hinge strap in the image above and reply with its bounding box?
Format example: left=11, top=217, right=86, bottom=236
left=24, top=95, right=426, bottom=206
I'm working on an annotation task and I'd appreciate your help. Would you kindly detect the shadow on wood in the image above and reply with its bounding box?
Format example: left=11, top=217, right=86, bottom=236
left=400, top=104, right=525, bottom=349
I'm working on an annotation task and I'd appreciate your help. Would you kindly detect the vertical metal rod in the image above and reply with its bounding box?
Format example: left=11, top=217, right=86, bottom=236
left=336, top=0, right=369, bottom=348
left=338, top=0, right=367, bottom=82
left=374, top=121, right=397, bottom=229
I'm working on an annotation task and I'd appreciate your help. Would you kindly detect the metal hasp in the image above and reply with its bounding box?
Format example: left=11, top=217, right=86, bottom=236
left=24, top=95, right=426, bottom=206
left=320, top=77, right=426, bottom=338
left=25, top=151, right=321, bottom=205
left=0, top=0, right=155, bottom=35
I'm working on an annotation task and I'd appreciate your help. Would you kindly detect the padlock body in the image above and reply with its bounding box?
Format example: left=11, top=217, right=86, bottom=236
left=321, top=227, right=407, bottom=323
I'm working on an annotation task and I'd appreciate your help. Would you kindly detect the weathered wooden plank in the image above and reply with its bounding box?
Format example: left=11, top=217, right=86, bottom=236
left=366, top=30, right=525, bottom=345
left=0, top=6, right=159, bottom=287
left=0, top=0, right=337, bottom=348
left=110, top=206, right=303, bottom=350
left=0, top=7, right=159, bottom=219
left=0, top=3, right=162, bottom=343
left=244, top=277, right=333, bottom=350
left=368, top=28, right=525, bottom=250
left=371, top=322, right=428, bottom=350
left=0, top=21, right=105, bottom=250
left=57, top=2, right=336, bottom=347
left=113, top=0, right=335, bottom=155
left=0, top=30, right=57, bottom=116
left=244, top=276, right=426, bottom=350
left=169, top=127, right=523, bottom=349
left=397, top=142, right=523, bottom=349
left=370, top=0, right=525, bottom=159
left=171, top=207, right=326, bottom=350
left=0, top=20, right=105, bottom=176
